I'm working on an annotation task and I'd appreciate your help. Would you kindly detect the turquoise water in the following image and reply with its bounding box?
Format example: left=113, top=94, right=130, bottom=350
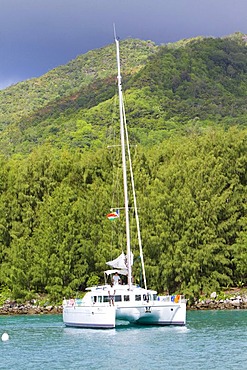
left=0, top=310, right=247, bottom=369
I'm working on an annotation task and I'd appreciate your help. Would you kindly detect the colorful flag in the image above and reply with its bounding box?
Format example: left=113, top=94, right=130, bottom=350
left=107, top=209, right=119, bottom=221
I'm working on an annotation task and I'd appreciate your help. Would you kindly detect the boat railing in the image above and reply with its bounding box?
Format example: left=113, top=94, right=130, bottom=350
left=63, top=294, right=187, bottom=308
left=63, top=298, right=112, bottom=308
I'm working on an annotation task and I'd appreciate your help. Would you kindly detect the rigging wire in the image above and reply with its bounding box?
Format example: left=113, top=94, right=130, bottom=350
left=121, top=93, right=147, bottom=290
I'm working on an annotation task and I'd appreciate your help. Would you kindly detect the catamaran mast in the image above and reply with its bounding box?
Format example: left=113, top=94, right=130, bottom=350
left=114, top=30, right=132, bottom=288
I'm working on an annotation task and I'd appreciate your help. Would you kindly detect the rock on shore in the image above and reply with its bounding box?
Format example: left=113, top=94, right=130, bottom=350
left=190, top=294, right=247, bottom=310
left=0, top=301, right=62, bottom=315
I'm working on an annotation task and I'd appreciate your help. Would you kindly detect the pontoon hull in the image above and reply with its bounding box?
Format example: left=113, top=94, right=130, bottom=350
left=116, top=302, right=186, bottom=326
left=63, top=305, right=116, bottom=329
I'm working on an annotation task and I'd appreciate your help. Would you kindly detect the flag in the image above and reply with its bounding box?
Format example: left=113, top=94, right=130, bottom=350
left=107, top=209, right=119, bottom=221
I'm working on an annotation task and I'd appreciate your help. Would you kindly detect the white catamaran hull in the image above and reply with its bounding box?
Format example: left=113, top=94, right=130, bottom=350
left=63, top=305, right=116, bottom=329
left=116, top=302, right=186, bottom=326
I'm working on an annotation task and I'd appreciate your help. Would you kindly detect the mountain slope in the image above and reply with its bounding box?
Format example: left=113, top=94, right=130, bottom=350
left=131, top=33, right=247, bottom=122
left=0, top=39, right=157, bottom=127
left=0, top=33, right=247, bottom=156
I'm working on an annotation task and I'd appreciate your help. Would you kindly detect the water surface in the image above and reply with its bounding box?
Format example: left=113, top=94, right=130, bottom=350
left=1, top=310, right=246, bottom=369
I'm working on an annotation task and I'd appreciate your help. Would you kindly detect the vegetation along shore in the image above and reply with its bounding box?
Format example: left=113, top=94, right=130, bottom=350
left=0, top=32, right=246, bottom=305
left=1, top=288, right=247, bottom=315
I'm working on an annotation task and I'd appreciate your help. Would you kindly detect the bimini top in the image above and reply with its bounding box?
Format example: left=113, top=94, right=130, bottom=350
left=104, top=269, right=128, bottom=276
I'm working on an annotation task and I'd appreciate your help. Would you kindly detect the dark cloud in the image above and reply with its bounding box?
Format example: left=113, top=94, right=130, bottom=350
left=1, top=0, right=247, bottom=89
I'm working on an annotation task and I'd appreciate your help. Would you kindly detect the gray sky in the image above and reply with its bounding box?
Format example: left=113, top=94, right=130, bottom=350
left=1, top=0, right=247, bottom=89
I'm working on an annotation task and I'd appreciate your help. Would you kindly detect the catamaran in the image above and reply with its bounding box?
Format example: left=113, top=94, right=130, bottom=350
left=63, top=31, right=186, bottom=329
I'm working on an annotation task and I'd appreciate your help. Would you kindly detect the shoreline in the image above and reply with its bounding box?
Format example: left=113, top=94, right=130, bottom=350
left=190, top=298, right=247, bottom=310
left=1, top=295, right=247, bottom=315
left=0, top=303, right=63, bottom=315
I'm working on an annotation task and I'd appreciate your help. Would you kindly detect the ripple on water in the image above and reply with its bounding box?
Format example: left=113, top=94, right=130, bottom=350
left=0, top=311, right=247, bottom=370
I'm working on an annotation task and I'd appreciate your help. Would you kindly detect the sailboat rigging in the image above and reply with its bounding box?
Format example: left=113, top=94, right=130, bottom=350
left=62, top=29, right=186, bottom=328
left=114, top=23, right=146, bottom=289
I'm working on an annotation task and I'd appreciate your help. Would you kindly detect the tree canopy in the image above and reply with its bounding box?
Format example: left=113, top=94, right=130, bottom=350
left=0, top=127, right=246, bottom=301
left=0, top=33, right=246, bottom=302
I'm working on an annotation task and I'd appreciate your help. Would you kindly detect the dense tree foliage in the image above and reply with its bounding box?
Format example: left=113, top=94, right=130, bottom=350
left=0, top=33, right=246, bottom=302
left=0, top=127, right=246, bottom=301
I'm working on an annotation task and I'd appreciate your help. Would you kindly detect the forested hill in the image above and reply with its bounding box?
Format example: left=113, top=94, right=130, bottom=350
left=0, top=39, right=157, bottom=155
left=0, top=33, right=246, bottom=304
left=0, top=33, right=246, bottom=155
left=131, top=33, right=247, bottom=126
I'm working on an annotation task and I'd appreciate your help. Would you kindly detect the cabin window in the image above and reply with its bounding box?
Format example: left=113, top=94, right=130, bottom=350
left=103, top=296, right=109, bottom=303
left=124, top=295, right=130, bottom=301
left=92, top=296, right=97, bottom=304
left=98, top=296, right=102, bottom=303
left=115, top=295, right=122, bottom=302
left=153, top=294, right=157, bottom=301
left=135, top=295, right=141, bottom=301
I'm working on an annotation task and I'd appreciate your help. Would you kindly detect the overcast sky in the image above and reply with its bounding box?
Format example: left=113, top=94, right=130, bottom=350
left=1, top=0, right=247, bottom=90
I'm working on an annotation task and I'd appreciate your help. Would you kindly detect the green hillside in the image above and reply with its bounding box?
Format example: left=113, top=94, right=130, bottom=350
left=0, top=33, right=247, bottom=155
left=0, top=33, right=246, bottom=303
left=131, top=33, right=247, bottom=124
left=0, top=39, right=157, bottom=124
left=0, top=39, right=157, bottom=155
